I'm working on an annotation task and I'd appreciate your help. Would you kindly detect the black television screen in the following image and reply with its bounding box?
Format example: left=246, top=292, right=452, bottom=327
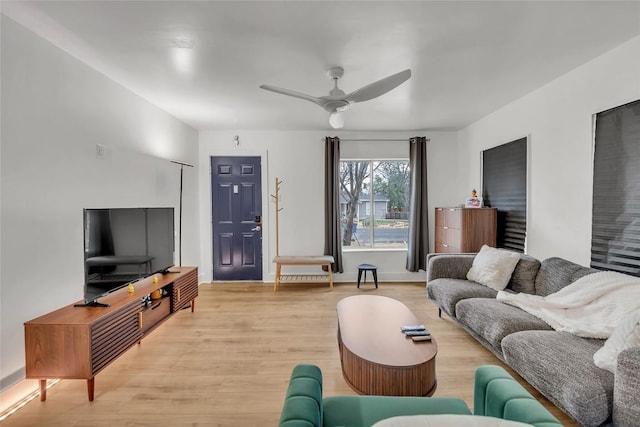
left=82, top=207, right=175, bottom=306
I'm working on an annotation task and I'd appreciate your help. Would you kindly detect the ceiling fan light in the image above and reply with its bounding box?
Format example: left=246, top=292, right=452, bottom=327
left=329, top=112, right=344, bottom=129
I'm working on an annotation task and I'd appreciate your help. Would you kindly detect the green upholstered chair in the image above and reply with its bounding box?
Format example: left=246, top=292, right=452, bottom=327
left=279, top=364, right=563, bottom=427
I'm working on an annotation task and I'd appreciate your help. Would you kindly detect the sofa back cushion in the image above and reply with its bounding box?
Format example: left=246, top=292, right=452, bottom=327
left=280, top=364, right=323, bottom=427
left=534, top=257, right=597, bottom=296
left=506, top=254, right=541, bottom=294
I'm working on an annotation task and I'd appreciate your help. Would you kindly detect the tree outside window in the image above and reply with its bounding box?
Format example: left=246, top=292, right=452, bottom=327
left=339, top=160, right=409, bottom=249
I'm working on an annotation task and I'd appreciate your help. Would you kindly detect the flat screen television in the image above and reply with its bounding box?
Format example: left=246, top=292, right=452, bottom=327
left=80, top=207, right=175, bottom=306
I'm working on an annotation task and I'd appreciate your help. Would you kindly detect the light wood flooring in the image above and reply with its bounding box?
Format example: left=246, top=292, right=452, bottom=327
left=4, top=282, right=577, bottom=426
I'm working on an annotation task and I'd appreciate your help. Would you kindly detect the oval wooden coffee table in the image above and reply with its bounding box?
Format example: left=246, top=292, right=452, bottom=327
left=337, top=295, right=437, bottom=396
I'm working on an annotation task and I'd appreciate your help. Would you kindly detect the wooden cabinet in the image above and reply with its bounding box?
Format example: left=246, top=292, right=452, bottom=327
left=434, top=207, right=496, bottom=253
left=24, top=267, right=198, bottom=402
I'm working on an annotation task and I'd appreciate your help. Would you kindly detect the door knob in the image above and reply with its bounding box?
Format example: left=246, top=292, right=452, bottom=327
left=251, top=226, right=261, bottom=231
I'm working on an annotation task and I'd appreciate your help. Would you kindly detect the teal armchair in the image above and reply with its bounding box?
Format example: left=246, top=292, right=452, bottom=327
left=279, top=364, right=562, bottom=427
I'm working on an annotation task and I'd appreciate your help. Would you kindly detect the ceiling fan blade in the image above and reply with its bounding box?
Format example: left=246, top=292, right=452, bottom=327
left=259, top=84, right=324, bottom=107
left=345, top=69, right=412, bottom=103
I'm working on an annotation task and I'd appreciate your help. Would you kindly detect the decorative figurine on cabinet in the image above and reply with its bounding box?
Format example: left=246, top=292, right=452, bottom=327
left=465, top=189, right=483, bottom=208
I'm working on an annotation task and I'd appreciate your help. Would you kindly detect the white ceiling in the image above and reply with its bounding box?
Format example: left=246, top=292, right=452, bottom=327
left=3, top=1, right=640, bottom=131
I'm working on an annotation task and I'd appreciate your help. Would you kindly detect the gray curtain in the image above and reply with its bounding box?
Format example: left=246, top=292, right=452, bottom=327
left=323, top=136, right=343, bottom=273
left=406, top=136, right=429, bottom=271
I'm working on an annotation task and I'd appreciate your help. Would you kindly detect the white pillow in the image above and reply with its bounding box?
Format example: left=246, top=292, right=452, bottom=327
left=466, top=245, right=521, bottom=291
left=372, top=414, right=532, bottom=427
left=593, top=309, right=640, bottom=373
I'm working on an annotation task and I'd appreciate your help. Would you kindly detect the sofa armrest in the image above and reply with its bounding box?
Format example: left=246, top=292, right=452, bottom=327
left=613, top=347, right=640, bottom=427
left=474, top=365, right=562, bottom=427
left=426, top=253, right=475, bottom=282
left=279, top=364, right=323, bottom=427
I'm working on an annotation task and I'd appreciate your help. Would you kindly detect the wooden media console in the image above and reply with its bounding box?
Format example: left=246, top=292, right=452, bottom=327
left=24, top=266, right=198, bottom=402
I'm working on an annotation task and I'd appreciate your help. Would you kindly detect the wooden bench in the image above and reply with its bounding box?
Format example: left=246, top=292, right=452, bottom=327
left=273, top=255, right=335, bottom=291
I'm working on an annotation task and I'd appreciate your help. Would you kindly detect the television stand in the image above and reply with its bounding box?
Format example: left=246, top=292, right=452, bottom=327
left=24, top=266, right=198, bottom=402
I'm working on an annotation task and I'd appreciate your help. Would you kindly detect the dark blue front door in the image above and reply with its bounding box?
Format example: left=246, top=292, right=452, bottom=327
left=211, top=156, right=262, bottom=281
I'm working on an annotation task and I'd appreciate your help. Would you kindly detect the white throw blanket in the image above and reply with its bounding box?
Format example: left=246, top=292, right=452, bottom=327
left=497, top=270, right=640, bottom=339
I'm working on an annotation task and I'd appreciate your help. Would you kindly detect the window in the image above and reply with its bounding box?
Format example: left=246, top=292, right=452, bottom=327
left=482, top=137, right=528, bottom=252
left=591, top=100, right=640, bottom=275
left=339, top=160, right=410, bottom=249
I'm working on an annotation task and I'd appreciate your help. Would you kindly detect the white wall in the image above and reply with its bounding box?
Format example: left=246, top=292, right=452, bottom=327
left=198, top=130, right=458, bottom=284
left=458, top=36, right=640, bottom=265
left=0, top=17, right=199, bottom=390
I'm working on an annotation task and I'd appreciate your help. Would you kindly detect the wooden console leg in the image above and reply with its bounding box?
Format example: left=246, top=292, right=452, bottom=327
left=190, top=299, right=195, bottom=312
left=87, top=377, right=95, bottom=401
left=39, top=379, right=47, bottom=401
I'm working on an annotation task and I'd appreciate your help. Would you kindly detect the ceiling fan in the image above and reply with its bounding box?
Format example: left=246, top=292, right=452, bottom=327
left=259, top=67, right=412, bottom=129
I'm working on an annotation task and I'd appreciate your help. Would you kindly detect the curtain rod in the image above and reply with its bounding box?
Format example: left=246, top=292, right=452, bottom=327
left=331, top=138, right=430, bottom=142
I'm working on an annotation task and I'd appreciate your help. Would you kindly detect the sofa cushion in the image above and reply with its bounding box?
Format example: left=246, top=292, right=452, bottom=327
left=534, top=257, right=596, bottom=296
left=467, top=245, right=521, bottom=291
left=502, top=330, right=612, bottom=427
left=506, top=254, right=541, bottom=294
left=427, top=279, right=498, bottom=317
left=455, top=299, right=553, bottom=349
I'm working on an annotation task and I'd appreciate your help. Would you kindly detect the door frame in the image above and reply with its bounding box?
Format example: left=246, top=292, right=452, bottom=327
left=209, top=153, right=268, bottom=282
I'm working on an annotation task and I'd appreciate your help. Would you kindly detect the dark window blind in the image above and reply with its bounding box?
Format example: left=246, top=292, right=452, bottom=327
left=591, top=99, right=640, bottom=276
left=482, top=138, right=527, bottom=252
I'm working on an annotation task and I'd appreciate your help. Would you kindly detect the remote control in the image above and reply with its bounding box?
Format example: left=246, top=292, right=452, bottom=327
left=400, top=325, right=426, bottom=332
left=403, top=329, right=431, bottom=336
left=411, top=335, right=432, bottom=342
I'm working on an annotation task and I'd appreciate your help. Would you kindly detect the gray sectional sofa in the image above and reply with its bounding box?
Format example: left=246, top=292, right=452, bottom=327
left=426, top=253, right=640, bottom=427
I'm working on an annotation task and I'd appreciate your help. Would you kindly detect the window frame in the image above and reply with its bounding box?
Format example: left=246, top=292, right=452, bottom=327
left=339, top=158, right=410, bottom=251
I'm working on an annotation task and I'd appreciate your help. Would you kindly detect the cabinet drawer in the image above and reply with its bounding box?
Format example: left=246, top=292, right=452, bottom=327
left=436, top=242, right=460, bottom=253
left=444, top=208, right=462, bottom=229
left=444, top=227, right=461, bottom=246
left=435, top=208, right=445, bottom=229
left=141, top=297, right=171, bottom=333
left=435, top=226, right=461, bottom=246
